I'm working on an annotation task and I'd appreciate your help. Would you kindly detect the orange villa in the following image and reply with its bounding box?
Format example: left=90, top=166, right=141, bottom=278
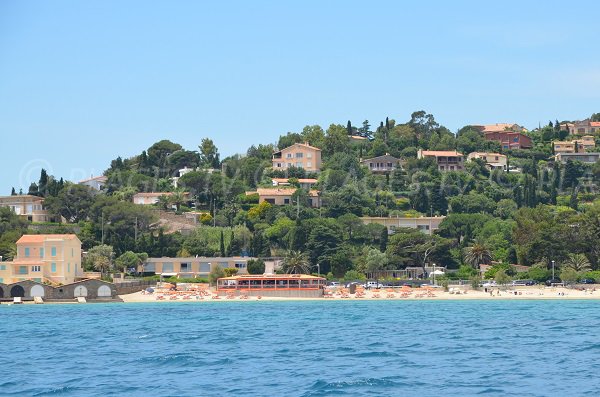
left=417, top=149, right=465, bottom=171
left=253, top=188, right=321, bottom=207
left=272, top=142, right=322, bottom=172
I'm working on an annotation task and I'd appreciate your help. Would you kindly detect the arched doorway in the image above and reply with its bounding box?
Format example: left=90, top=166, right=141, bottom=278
left=98, top=285, right=111, bottom=297
left=31, top=285, right=45, bottom=297
left=74, top=285, right=88, bottom=297
left=10, top=285, right=25, bottom=297
left=0, top=286, right=4, bottom=298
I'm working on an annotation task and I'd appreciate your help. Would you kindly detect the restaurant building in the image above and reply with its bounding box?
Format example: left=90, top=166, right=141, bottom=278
left=216, top=274, right=326, bottom=297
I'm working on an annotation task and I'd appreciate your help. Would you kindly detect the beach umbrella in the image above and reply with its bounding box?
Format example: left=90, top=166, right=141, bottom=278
left=146, top=287, right=154, bottom=293
left=430, top=270, right=445, bottom=276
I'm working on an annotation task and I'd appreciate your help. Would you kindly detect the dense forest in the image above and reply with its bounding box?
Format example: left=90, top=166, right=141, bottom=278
left=3, top=110, right=600, bottom=283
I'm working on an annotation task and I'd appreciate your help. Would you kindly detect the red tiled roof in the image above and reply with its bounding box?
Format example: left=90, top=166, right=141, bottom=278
left=17, top=234, right=79, bottom=244
left=421, top=150, right=464, bottom=157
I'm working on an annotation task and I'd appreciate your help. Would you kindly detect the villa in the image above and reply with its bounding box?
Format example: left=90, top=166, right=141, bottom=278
left=360, top=153, right=402, bottom=173
left=553, top=136, right=595, bottom=154
left=563, top=119, right=600, bottom=135
left=253, top=188, right=321, bottom=208
left=0, top=195, right=52, bottom=222
left=360, top=216, right=446, bottom=235
left=77, top=175, right=107, bottom=191
left=554, top=152, right=600, bottom=164
left=467, top=152, right=508, bottom=171
left=271, top=177, right=318, bottom=190
left=0, top=234, right=82, bottom=285
left=417, top=150, right=465, bottom=171
left=132, top=192, right=190, bottom=205
left=272, top=142, right=322, bottom=173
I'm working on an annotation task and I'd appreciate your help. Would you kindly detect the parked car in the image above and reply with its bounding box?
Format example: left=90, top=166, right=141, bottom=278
left=481, top=280, right=497, bottom=288
left=326, top=282, right=341, bottom=289
left=345, top=281, right=363, bottom=288
left=364, top=281, right=383, bottom=289
left=545, top=278, right=563, bottom=286
left=512, top=279, right=536, bottom=286
left=580, top=278, right=596, bottom=284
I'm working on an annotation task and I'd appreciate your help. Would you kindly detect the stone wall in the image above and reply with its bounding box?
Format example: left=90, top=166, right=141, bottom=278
left=0, top=279, right=119, bottom=301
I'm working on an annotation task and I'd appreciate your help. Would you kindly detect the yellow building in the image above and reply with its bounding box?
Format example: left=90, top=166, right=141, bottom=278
left=360, top=216, right=446, bottom=235
left=467, top=152, right=508, bottom=171
left=0, top=195, right=52, bottom=222
left=0, top=234, right=82, bottom=284
left=553, top=136, right=595, bottom=154
left=272, top=143, right=322, bottom=172
left=138, top=257, right=256, bottom=278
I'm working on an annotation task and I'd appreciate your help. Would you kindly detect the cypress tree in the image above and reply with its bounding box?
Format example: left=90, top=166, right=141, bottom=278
left=379, top=227, right=388, bottom=252
left=11, top=187, right=16, bottom=196
left=38, top=169, right=48, bottom=197
left=220, top=230, right=226, bottom=257
left=347, top=120, right=352, bottom=135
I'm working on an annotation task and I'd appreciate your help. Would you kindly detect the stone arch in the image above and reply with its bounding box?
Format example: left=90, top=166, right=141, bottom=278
left=97, top=285, right=111, bottom=297
left=10, top=285, right=25, bottom=297
left=31, top=285, right=45, bottom=297
left=74, top=285, right=88, bottom=297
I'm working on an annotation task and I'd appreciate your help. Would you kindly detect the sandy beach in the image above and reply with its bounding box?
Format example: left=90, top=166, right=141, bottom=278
left=118, top=285, right=600, bottom=303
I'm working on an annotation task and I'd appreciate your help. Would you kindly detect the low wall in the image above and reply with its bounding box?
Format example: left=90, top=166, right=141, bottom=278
left=223, top=289, right=324, bottom=298
left=0, top=279, right=119, bottom=301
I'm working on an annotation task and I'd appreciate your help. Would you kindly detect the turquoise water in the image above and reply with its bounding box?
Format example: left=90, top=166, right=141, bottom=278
left=1, top=300, right=600, bottom=396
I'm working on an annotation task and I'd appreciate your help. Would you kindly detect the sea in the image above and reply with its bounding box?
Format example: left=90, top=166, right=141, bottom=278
left=1, top=300, right=599, bottom=397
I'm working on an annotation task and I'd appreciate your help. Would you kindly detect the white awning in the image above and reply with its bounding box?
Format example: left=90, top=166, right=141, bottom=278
left=159, top=272, right=177, bottom=277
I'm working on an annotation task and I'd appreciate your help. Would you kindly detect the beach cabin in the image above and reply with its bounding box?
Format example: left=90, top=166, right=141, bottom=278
left=216, top=274, right=326, bottom=298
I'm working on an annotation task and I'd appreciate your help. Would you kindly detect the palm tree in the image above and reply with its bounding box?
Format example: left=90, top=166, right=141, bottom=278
left=169, top=190, right=187, bottom=211
left=563, top=253, right=591, bottom=272
left=463, top=240, right=492, bottom=268
left=281, top=250, right=311, bottom=274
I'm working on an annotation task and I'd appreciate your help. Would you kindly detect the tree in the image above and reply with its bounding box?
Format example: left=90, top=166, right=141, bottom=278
left=208, top=265, right=225, bottom=286
left=364, top=248, right=389, bottom=274
left=223, top=268, right=238, bottom=277
left=463, top=240, right=492, bottom=268
left=380, top=227, right=389, bottom=252
left=38, top=169, right=49, bottom=197
left=85, top=245, right=114, bottom=275
left=199, top=138, right=220, bottom=168
left=220, top=230, right=226, bottom=256
left=247, top=259, right=266, bottom=275
left=44, top=184, right=95, bottom=223
left=10, top=187, right=16, bottom=196
left=494, top=269, right=511, bottom=285
left=115, top=251, right=148, bottom=272
left=563, top=253, right=591, bottom=273
left=281, top=250, right=311, bottom=274
left=387, top=228, right=452, bottom=276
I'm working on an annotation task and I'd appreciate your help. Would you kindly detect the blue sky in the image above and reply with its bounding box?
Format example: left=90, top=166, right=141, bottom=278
left=1, top=0, right=599, bottom=192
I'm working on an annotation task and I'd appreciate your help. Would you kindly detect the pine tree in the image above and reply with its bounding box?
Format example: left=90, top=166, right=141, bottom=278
left=379, top=227, right=388, bottom=252
left=28, top=182, right=39, bottom=196
left=569, top=187, right=579, bottom=210
left=38, top=169, right=48, bottom=197
left=429, top=184, right=448, bottom=215
left=220, top=230, right=226, bottom=257
left=346, top=120, right=352, bottom=136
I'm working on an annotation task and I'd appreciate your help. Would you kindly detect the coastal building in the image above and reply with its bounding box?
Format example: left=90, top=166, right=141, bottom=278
left=360, top=154, right=402, bottom=173
left=139, top=257, right=256, bottom=278
left=272, top=143, right=322, bottom=173
left=417, top=150, right=465, bottom=171
left=554, top=152, right=600, bottom=164
left=216, top=274, right=326, bottom=298
left=467, top=152, right=508, bottom=171
left=271, top=178, right=318, bottom=190
left=471, top=123, right=532, bottom=149
left=564, top=119, right=600, bottom=135
left=553, top=136, right=595, bottom=154
left=0, top=234, right=82, bottom=285
left=77, top=175, right=107, bottom=191
left=132, top=192, right=190, bottom=205
left=0, top=195, right=51, bottom=222
left=472, top=123, right=527, bottom=134
left=253, top=188, right=321, bottom=208
left=360, top=216, right=446, bottom=235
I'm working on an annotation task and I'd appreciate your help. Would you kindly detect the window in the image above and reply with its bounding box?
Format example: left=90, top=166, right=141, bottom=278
left=25, top=247, right=30, bottom=257
left=284, top=198, right=290, bottom=204
left=200, top=263, right=211, bottom=273
left=307, top=162, right=312, bottom=168
left=276, top=163, right=282, bottom=168
left=286, top=153, right=292, bottom=158
left=180, top=263, right=190, bottom=272
left=40, top=248, right=44, bottom=258
left=162, top=262, right=174, bottom=273
left=296, top=162, right=303, bottom=168
left=513, top=137, right=519, bottom=142
left=0, top=265, right=5, bottom=270
left=0, top=278, right=3, bottom=283
left=19, top=266, right=28, bottom=274
left=307, top=152, right=312, bottom=159
left=51, top=247, right=57, bottom=257
left=51, top=263, right=56, bottom=273
left=144, top=263, right=155, bottom=272
left=295, top=153, right=303, bottom=158
left=32, top=266, right=41, bottom=272
left=235, top=263, right=247, bottom=269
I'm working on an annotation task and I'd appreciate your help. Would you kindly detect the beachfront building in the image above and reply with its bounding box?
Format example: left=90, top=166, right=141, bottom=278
left=253, top=188, right=321, bottom=208
left=216, top=274, right=326, bottom=297
left=563, top=119, right=600, bottom=136
left=467, top=152, right=508, bottom=171
left=77, top=175, right=107, bottom=191
left=139, top=257, right=256, bottom=278
left=554, top=152, right=600, bottom=164
left=360, top=216, right=445, bottom=235
left=271, top=178, right=318, bottom=190
left=417, top=150, right=465, bottom=171
left=360, top=154, right=402, bottom=173
left=132, top=192, right=191, bottom=205
left=0, top=234, right=82, bottom=285
left=0, top=195, right=52, bottom=222
left=272, top=143, right=322, bottom=173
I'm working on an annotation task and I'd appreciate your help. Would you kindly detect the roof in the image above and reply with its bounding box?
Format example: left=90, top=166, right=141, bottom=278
left=78, top=175, right=108, bottom=184
left=475, top=123, right=524, bottom=133
left=218, top=274, right=325, bottom=281
left=0, top=195, right=44, bottom=201
left=275, top=142, right=322, bottom=153
left=272, top=178, right=318, bottom=184
left=590, top=122, right=600, bottom=127
left=17, top=234, right=80, bottom=244
left=256, top=188, right=319, bottom=197
left=133, top=192, right=173, bottom=197
left=361, top=154, right=400, bottom=162
left=144, top=256, right=255, bottom=263
left=468, top=152, right=505, bottom=158
left=420, top=150, right=463, bottom=157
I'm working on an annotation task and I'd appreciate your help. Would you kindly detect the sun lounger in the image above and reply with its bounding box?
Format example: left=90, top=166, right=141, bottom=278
left=13, top=297, right=23, bottom=304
